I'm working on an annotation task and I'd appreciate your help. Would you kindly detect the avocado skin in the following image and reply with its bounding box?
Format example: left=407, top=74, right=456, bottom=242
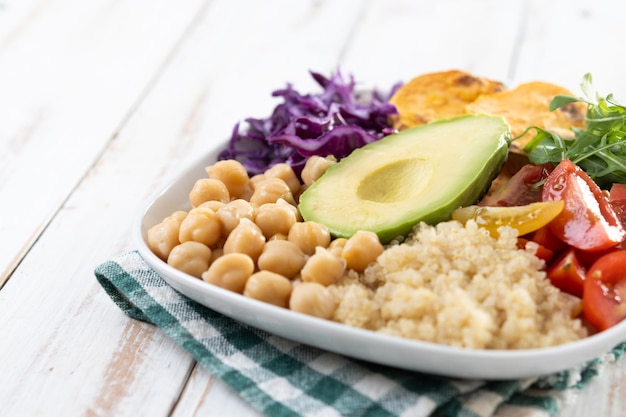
left=298, top=114, right=511, bottom=243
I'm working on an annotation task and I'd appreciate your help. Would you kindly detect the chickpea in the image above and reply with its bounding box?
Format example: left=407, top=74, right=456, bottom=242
left=223, top=218, right=266, bottom=262
left=244, top=271, right=292, bottom=307
left=216, top=199, right=256, bottom=236
left=301, top=155, right=336, bottom=187
left=202, top=253, right=254, bottom=293
left=239, top=180, right=255, bottom=201
left=147, top=211, right=187, bottom=261
left=189, top=178, right=230, bottom=207
left=289, top=282, right=338, bottom=319
left=210, top=247, right=224, bottom=264
left=167, top=241, right=212, bottom=278
left=277, top=197, right=302, bottom=221
left=287, top=221, right=331, bottom=256
left=327, top=238, right=348, bottom=257
left=342, top=230, right=384, bottom=272
left=178, top=206, right=222, bottom=247
left=198, top=200, right=226, bottom=212
left=255, top=201, right=297, bottom=239
left=269, top=233, right=288, bottom=241
left=250, top=173, right=266, bottom=185
left=249, top=177, right=295, bottom=206
left=300, top=247, right=346, bottom=286
left=205, top=160, right=249, bottom=199
left=167, top=211, right=188, bottom=223
left=257, top=240, right=307, bottom=279
left=265, top=163, right=301, bottom=196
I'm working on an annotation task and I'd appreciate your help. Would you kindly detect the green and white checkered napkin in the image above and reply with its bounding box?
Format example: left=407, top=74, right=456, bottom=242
left=94, top=250, right=625, bottom=417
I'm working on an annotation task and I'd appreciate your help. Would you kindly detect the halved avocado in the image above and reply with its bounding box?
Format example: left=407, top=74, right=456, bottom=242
left=298, top=114, right=511, bottom=243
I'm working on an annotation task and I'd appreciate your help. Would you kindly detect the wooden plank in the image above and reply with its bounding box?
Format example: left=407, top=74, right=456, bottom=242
left=171, top=365, right=263, bottom=417
left=0, top=0, right=207, bottom=285
left=340, top=0, right=526, bottom=88
left=513, top=0, right=626, bottom=98
left=0, top=272, right=195, bottom=415
left=560, top=358, right=626, bottom=417
left=0, top=0, right=45, bottom=49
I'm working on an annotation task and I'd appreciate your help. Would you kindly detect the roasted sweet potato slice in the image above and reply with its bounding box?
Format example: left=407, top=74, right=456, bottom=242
left=465, top=81, right=587, bottom=152
left=388, top=70, right=506, bottom=129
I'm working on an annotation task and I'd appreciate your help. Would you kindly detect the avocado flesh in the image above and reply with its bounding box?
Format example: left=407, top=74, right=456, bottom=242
left=298, top=114, right=511, bottom=243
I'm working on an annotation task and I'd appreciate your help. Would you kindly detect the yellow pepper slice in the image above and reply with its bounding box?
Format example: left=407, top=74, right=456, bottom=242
left=451, top=200, right=565, bottom=238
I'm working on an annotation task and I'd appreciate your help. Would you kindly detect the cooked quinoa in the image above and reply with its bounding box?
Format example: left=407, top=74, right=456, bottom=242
left=330, top=220, right=588, bottom=349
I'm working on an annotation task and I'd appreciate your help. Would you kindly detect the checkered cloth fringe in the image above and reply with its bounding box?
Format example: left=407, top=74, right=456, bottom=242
left=94, top=250, right=625, bottom=417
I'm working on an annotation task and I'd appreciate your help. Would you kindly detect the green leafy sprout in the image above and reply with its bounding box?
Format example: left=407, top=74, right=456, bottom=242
left=521, top=73, right=626, bottom=189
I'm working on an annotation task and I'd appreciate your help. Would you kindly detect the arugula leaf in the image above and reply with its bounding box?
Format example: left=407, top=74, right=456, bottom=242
left=523, top=73, right=626, bottom=189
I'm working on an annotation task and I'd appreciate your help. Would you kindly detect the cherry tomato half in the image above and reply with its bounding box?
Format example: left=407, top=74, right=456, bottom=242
left=479, top=163, right=552, bottom=207
left=541, top=159, right=626, bottom=252
left=609, top=183, right=626, bottom=202
left=609, top=183, right=626, bottom=229
left=546, top=248, right=585, bottom=298
left=582, top=250, right=626, bottom=332
left=528, top=224, right=568, bottom=253
left=575, top=240, right=626, bottom=269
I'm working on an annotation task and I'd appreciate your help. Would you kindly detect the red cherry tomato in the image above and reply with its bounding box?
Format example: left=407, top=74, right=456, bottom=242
left=545, top=249, right=586, bottom=298
left=582, top=250, right=626, bottom=332
left=609, top=183, right=626, bottom=202
left=541, top=159, right=626, bottom=251
left=528, top=224, right=568, bottom=253
left=517, top=237, right=554, bottom=263
left=480, top=163, right=552, bottom=207
left=576, top=240, right=626, bottom=269
left=576, top=248, right=611, bottom=270
left=609, top=183, right=626, bottom=228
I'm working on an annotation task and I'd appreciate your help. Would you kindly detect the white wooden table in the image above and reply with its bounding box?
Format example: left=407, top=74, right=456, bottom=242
left=1, top=0, right=625, bottom=415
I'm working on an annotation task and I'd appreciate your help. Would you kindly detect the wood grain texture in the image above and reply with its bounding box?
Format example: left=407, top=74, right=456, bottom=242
left=341, top=0, right=525, bottom=87
left=513, top=0, right=626, bottom=99
left=0, top=0, right=207, bottom=285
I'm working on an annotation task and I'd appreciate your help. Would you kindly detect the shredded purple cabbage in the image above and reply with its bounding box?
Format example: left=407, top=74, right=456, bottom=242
left=217, top=69, right=401, bottom=178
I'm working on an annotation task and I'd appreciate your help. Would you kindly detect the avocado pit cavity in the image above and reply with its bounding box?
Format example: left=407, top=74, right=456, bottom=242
left=357, top=158, right=433, bottom=203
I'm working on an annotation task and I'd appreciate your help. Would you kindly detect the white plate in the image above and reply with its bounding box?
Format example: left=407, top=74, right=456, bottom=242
left=135, top=143, right=626, bottom=380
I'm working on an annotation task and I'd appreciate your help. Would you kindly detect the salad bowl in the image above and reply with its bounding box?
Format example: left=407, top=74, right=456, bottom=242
left=135, top=142, right=626, bottom=380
